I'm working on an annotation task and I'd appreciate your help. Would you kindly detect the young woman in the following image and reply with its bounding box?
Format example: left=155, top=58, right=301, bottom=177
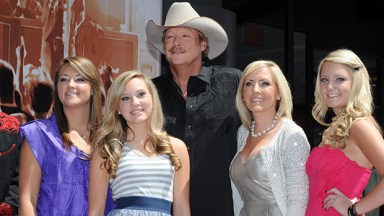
left=306, top=49, right=384, bottom=215
left=19, top=57, right=115, bottom=215
left=88, top=71, right=190, bottom=216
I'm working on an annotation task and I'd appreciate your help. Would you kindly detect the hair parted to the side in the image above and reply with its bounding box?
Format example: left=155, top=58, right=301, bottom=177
left=53, top=56, right=103, bottom=149
left=312, top=48, right=382, bottom=148
left=92, top=70, right=181, bottom=178
left=235, top=60, right=293, bottom=131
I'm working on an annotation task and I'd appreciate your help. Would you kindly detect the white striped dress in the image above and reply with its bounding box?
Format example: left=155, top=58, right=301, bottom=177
left=108, top=141, right=175, bottom=216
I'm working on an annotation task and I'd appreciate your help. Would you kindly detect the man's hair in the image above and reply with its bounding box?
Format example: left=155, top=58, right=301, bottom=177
left=30, top=81, right=53, bottom=114
left=0, top=60, right=16, bottom=103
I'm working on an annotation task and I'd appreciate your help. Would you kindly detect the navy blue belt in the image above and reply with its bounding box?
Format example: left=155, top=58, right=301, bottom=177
left=115, top=196, right=171, bottom=214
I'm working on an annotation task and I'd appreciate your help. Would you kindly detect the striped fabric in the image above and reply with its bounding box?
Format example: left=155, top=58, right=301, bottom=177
left=110, top=141, right=174, bottom=202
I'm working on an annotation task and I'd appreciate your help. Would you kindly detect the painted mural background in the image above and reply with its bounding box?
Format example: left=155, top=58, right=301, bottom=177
left=0, top=0, right=162, bottom=124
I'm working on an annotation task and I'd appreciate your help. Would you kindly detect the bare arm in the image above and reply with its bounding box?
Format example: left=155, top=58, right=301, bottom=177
left=324, top=118, right=384, bottom=215
left=170, top=137, right=191, bottom=216
left=19, top=140, right=41, bottom=216
left=349, top=119, right=384, bottom=214
left=88, top=149, right=110, bottom=216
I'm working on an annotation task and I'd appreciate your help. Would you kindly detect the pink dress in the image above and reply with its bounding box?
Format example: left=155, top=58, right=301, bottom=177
left=305, top=145, right=371, bottom=216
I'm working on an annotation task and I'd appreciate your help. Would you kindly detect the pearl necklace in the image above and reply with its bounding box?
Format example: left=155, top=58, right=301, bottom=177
left=250, top=114, right=279, bottom=138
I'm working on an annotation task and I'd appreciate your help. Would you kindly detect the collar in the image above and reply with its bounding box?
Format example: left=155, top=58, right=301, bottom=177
left=196, top=65, right=211, bottom=84
left=163, top=65, right=212, bottom=85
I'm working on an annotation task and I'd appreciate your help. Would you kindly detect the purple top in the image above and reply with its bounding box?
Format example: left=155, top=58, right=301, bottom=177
left=20, top=114, right=116, bottom=215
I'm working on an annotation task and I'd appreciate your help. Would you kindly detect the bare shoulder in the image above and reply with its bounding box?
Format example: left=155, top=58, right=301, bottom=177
left=350, top=117, right=379, bottom=134
left=169, top=136, right=187, bottom=151
left=350, top=116, right=383, bottom=148
left=169, top=136, right=186, bottom=148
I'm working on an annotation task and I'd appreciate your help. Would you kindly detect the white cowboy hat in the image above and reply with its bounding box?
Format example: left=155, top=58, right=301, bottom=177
left=146, top=2, right=228, bottom=60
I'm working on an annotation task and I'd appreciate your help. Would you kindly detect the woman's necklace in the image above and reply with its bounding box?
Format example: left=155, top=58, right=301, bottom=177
left=251, top=113, right=279, bottom=138
left=72, top=129, right=88, bottom=141
left=79, top=133, right=87, bottom=140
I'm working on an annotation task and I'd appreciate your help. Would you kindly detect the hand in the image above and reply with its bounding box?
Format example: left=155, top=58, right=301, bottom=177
left=323, top=188, right=357, bottom=216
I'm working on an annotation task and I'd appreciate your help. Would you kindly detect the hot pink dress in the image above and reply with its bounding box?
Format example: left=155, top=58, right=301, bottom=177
left=305, top=145, right=371, bottom=216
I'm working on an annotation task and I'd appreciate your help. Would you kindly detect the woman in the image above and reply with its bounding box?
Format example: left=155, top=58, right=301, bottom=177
left=19, top=57, right=115, bottom=215
left=230, top=60, right=310, bottom=216
left=88, top=71, right=190, bottom=216
left=306, top=49, right=384, bottom=215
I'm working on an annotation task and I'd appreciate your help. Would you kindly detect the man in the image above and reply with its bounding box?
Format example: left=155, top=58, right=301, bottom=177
left=0, top=112, right=21, bottom=216
left=146, top=2, right=242, bottom=215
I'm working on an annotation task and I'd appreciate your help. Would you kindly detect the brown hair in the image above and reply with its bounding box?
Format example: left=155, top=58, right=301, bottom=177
left=53, top=56, right=103, bottom=149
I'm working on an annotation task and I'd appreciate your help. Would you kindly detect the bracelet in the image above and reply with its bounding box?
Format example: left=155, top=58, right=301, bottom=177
left=348, top=203, right=361, bottom=216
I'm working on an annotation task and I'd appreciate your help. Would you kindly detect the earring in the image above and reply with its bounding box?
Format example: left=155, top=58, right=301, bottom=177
left=277, top=96, right=281, bottom=100
left=117, top=110, right=121, bottom=115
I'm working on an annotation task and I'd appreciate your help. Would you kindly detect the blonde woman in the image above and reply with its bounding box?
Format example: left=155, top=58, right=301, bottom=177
left=88, top=71, right=190, bottom=216
left=230, top=60, right=310, bottom=216
left=306, top=49, right=384, bottom=215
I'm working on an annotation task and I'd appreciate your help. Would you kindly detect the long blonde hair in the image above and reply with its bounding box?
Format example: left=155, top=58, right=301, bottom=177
left=92, top=70, right=181, bottom=178
left=236, top=60, right=293, bottom=131
left=312, top=49, right=382, bottom=148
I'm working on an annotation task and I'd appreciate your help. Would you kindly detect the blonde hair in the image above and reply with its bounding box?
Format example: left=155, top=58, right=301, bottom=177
left=53, top=57, right=103, bottom=149
left=236, top=60, right=293, bottom=131
left=312, top=48, right=382, bottom=148
left=92, top=70, right=181, bottom=178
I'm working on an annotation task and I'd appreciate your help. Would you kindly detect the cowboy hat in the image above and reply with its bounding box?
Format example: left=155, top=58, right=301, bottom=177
left=146, top=2, right=228, bottom=60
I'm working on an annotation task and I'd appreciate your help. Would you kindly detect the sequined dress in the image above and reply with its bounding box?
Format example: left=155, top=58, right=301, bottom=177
left=230, top=118, right=310, bottom=216
left=231, top=153, right=282, bottom=216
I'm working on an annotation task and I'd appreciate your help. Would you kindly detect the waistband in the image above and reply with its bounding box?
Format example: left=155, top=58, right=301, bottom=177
left=115, top=196, right=171, bottom=214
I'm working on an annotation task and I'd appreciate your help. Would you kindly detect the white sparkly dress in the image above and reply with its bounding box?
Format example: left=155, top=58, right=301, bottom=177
left=230, top=118, right=310, bottom=216
left=231, top=153, right=282, bottom=216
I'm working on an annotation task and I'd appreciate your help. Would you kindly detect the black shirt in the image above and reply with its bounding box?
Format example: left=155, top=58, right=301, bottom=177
left=0, top=112, right=20, bottom=216
left=153, top=65, right=242, bottom=216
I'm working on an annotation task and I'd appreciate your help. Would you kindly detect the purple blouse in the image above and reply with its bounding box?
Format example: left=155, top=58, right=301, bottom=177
left=20, top=114, right=116, bottom=215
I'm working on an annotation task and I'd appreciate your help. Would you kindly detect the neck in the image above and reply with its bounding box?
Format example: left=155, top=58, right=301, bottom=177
left=252, top=112, right=279, bottom=131
left=64, top=107, right=90, bottom=131
left=126, top=123, right=149, bottom=144
left=169, top=60, right=202, bottom=92
left=251, top=112, right=279, bottom=138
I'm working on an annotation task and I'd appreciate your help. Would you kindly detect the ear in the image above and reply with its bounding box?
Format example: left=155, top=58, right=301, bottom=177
left=200, top=40, right=207, bottom=52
